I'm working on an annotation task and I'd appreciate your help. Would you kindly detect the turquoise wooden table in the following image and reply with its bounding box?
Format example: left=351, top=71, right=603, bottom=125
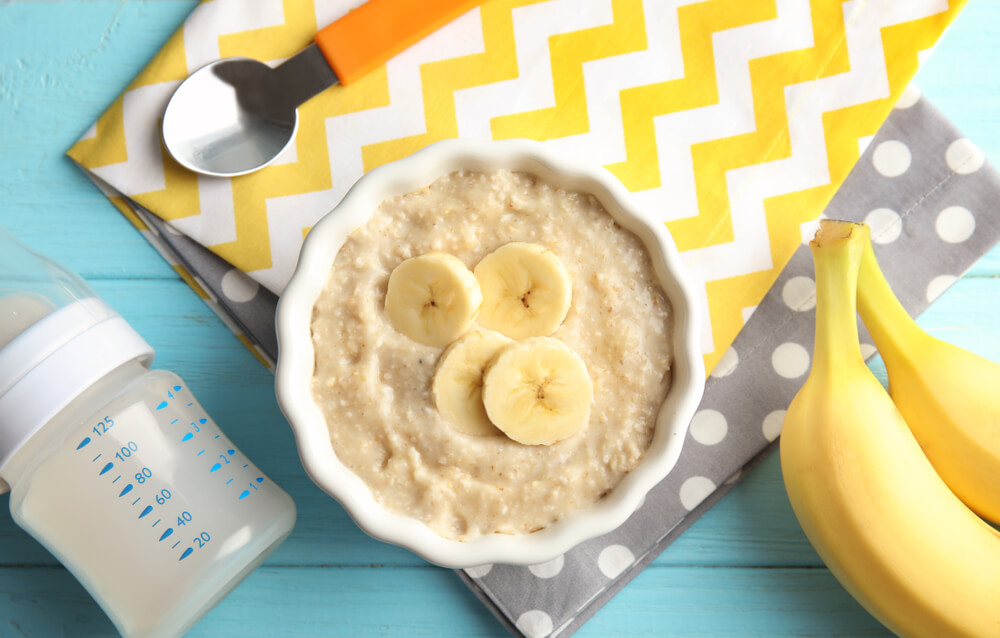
left=1, top=1, right=998, bottom=636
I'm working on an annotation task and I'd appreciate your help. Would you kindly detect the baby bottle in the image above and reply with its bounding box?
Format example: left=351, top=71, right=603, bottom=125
left=0, top=225, right=296, bottom=637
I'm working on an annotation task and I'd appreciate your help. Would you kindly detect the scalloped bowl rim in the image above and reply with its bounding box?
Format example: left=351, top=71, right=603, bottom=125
left=274, top=139, right=705, bottom=568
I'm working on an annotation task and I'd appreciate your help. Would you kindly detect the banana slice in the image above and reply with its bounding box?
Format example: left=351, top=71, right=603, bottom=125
left=482, top=337, right=593, bottom=446
left=473, top=242, right=572, bottom=340
left=385, top=252, right=482, bottom=347
left=432, top=329, right=513, bottom=436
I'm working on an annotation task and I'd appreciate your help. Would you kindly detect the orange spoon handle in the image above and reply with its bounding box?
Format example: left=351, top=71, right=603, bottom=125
left=315, top=0, right=485, bottom=86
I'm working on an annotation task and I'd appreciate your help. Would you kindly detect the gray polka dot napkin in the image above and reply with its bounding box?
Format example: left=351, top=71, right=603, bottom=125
left=115, top=93, right=1000, bottom=638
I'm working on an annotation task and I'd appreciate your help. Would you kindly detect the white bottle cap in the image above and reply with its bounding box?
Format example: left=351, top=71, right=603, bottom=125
left=0, top=298, right=154, bottom=481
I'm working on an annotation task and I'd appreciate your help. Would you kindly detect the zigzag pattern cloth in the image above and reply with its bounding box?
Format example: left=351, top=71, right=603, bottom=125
left=68, top=0, right=965, bottom=370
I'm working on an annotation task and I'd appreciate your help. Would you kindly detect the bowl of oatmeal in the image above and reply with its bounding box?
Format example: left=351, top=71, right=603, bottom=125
left=275, top=139, right=705, bottom=568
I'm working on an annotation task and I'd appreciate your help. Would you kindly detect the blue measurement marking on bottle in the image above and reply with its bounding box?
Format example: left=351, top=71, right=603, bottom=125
left=155, top=401, right=168, bottom=410
left=214, top=435, right=220, bottom=439
left=170, top=418, right=179, bottom=425
left=209, top=463, right=221, bottom=473
left=112, top=475, right=121, bottom=484
left=238, top=490, right=250, bottom=500
left=132, top=496, right=141, bottom=506
left=138, top=505, right=153, bottom=519
left=99, top=462, right=113, bottom=476
left=76, top=437, right=91, bottom=450
left=243, top=464, right=249, bottom=469
left=197, top=450, right=205, bottom=456
left=179, top=547, right=193, bottom=561
left=92, top=453, right=102, bottom=462
left=181, top=433, right=193, bottom=442
left=256, top=477, right=264, bottom=484
left=159, top=528, right=174, bottom=542
left=171, top=540, right=180, bottom=549
left=119, top=484, right=133, bottom=498
left=152, top=519, right=161, bottom=528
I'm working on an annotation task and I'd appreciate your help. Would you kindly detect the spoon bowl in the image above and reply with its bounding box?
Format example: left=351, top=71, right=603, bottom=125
left=161, top=58, right=298, bottom=177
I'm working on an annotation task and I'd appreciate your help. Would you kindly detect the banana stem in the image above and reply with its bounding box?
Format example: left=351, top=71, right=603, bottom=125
left=857, top=237, right=925, bottom=355
left=809, top=221, right=867, bottom=374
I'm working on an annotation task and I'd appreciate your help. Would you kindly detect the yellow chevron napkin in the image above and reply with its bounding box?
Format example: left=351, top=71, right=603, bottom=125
left=67, top=0, right=966, bottom=372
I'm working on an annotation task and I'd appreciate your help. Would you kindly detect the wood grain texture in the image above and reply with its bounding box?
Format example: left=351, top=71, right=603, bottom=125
left=0, top=0, right=998, bottom=635
left=0, top=565, right=892, bottom=638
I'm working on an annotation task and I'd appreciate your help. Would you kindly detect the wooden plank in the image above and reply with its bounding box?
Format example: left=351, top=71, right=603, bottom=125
left=0, top=0, right=998, bottom=636
left=0, top=0, right=195, bottom=279
left=1, top=0, right=998, bottom=284
left=0, top=564, right=892, bottom=637
left=917, top=0, right=1000, bottom=164
left=585, top=565, right=892, bottom=638
left=2, top=276, right=999, bottom=569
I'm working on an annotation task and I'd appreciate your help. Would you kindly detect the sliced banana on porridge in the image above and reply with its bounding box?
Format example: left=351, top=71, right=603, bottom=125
left=482, top=337, right=594, bottom=446
left=432, top=329, right=513, bottom=437
left=312, top=170, right=674, bottom=540
left=385, top=252, right=482, bottom=347
left=473, top=242, right=572, bottom=340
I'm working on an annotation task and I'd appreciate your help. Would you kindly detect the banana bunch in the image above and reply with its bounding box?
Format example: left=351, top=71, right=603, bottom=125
left=856, top=237, right=1000, bottom=524
left=780, top=220, right=1000, bottom=638
left=385, top=243, right=592, bottom=445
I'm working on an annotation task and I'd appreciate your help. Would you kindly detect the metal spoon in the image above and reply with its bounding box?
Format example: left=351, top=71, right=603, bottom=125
left=161, top=0, right=483, bottom=178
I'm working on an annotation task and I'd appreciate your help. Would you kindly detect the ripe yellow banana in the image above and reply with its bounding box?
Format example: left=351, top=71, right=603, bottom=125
left=857, top=235, right=1000, bottom=524
left=780, top=220, right=1000, bottom=638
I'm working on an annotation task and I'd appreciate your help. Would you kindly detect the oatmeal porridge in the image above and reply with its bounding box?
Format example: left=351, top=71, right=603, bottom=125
left=310, top=170, right=672, bottom=540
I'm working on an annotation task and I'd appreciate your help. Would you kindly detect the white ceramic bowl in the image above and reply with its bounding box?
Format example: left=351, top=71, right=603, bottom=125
left=275, top=139, right=705, bottom=568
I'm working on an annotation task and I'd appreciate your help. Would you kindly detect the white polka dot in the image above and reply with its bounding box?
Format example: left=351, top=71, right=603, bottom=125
left=220, top=268, right=259, bottom=303
left=597, top=544, right=636, bottom=579
left=762, top=410, right=786, bottom=442
left=895, top=83, right=921, bottom=109
left=860, top=343, right=877, bottom=360
left=865, top=208, right=903, bottom=244
left=945, top=138, right=985, bottom=175
left=926, top=275, right=957, bottom=303
left=772, top=343, right=810, bottom=379
left=689, top=409, right=728, bottom=446
left=872, top=140, right=911, bottom=177
left=935, top=206, right=976, bottom=244
left=679, top=476, right=716, bottom=511
left=711, top=347, right=739, bottom=378
left=465, top=564, right=493, bottom=579
left=782, top=276, right=816, bottom=312
left=527, top=555, right=564, bottom=579
left=515, top=610, right=553, bottom=638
